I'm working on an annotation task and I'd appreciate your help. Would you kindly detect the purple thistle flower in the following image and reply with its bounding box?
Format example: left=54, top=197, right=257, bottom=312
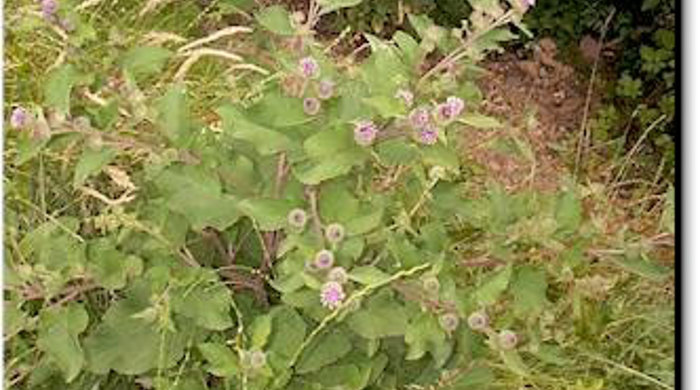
left=10, top=107, right=28, bottom=129
left=287, top=208, right=308, bottom=229
left=521, top=0, right=536, bottom=7
left=446, top=96, right=465, bottom=117
left=467, top=311, right=489, bottom=331
left=439, top=313, right=460, bottom=332
left=418, top=126, right=439, bottom=145
left=498, top=329, right=519, bottom=350
left=327, top=267, right=348, bottom=284
left=303, top=97, right=321, bottom=115
left=324, top=223, right=345, bottom=244
left=314, top=249, right=335, bottom=269
left=317, top=79, right=335, bottom=100
left=353, top=120, right=378, bottom=146
left=409, top=107, right=431, bottom=129
left=41, top=0, right=58, bottom=20
left=299, top=56, right=319, bottom=78
left=395, top=89, right=414, bottom=107
left=320, top=281, right=345, bottom=310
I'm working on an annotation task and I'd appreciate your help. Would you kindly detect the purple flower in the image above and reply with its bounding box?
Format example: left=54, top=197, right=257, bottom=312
left=314, top=249, right=335, bottom=269
left=435, top=96, right=464, bottom=122
left=327, top=267, right=348, bottom=284
left=498, top=330, right=519, bottom=350
left=41, top=0, right=58, bottom=20
left=521, top=0, right=536, bottom=7
left=287, top=208, right=308, bottom=229
left=320, top=281, right=346, bottom=310
left=324, top=223, right=345, bottom=244
left=353, top=120, right=378, bottom=146
left=418, top=126, right=439, bottom=145
left=303, top=97, right=321, bottom=115
left=299, top=56, right=319, bottom=78
left=395, top=89, right=414, bottom=107
left=467, top=311, right=489, bottom=331
left=317, top=79, right=335, bottom=100
left=409, top=107, right=431, bottom=129
left=10, top=107, right=28, bottom=129
left=439, top=313, right=460, bottom=332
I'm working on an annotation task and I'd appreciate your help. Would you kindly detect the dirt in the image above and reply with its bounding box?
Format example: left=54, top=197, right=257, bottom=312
left=461, top=37, right=596, bottom=192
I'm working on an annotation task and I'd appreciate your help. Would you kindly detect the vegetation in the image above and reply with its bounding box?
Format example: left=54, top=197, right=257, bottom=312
left=4, top=1, right=675, bottom=390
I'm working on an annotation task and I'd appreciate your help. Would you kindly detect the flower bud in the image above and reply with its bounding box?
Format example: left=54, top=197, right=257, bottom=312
left=9, top=107, right=28, bottom=129
left=498, top=329, right=519, bottom=350
left=353, top=120, right=378, bottom=146
left=324, top=223, right=345, bottom=244
left=317, top=79, right=335, bottom=100
left=249, top=350, right=267, bottom=370
left=439, top=313, right=460, bottom=332
left=467, top=311, right=489, bottom=331
left=303, top=97, right=321, bottom=115
left=287, top=208, right=308, bottom=229
left=327, top=266, right=348, bottom=284
left=418, top=126, right=439, bottom=145
left=299, top=56, right=319, bottom=78
left=320, top=281, right=345, bottom=310
left=314, top=249, right=335, bottom=269
left=422, top=276, right=440, bottom=293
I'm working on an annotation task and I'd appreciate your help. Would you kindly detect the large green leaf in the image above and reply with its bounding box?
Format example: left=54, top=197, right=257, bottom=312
left=73, top=147, right=117, bottom=187
left=237, top=198, right=295, bottom=231
left=554, top=190, right=582, bottom=236
left=87, top=239, right=143, bottom=290
left=317, top=0, right=363, bottom=15
left=84, top=284, right=187, bottom=375
left=198, top=343, right=239, bottom=378
left=510, top=266, right=548, bottom=318
left=157, top=85, right=194, bottom=147
left=267, top=306, right=307, bottom=364
left=218, top=104, right=294, bottom=155
left=37, top=303, right=89, bottom=382
left=319, top=182, right=360, bottom=223
left=122, top=46, right=173, bottom=81
left=171, top=269, right=234, bottom=331
left=44, top=64, right=87, bottom=114
left=296, top=330, right=352, bottom=374
left=404, top=312, right=451, bottom=368
left=348, top=266, right=391, bottom=285
left=347, top=291, right=408, bottom=339
left=293, top=150, right=367, bottom=185
left=256, top=5, right=295, bottom=35
left=473, top=264, right=512, bottom=306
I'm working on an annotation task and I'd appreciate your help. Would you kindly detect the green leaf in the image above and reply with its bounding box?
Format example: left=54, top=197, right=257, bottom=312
left=267, top=306, right=307, bottom=363
left=198, top=343, right=239, bottom=378
left=610, top=254, right=671, bottom=281
left=404, top=312, right=451, bottom=367
left=218, top=104, right=294, bottom=156
left=420, top=144, right=460, bottom=171
left=473, top=264, right=512, bottom=305
left=500, top=350, right=529, bottom=376
left=376, top=138, right=420, bottom=165
left=44, top=64, right=84, bottom=114
left=249, top=314, right=273, bottom=349
left=294, top=150, right=367, bottom=185
left=303, top=125, right=360, bottom=159
left=348, top=266, right=391, bottom=285
left=248, top=91, right=310, bottom=128
left=171, top=269, right=234, bottom=331
left=448, top=366, right=494, bottom=389
left=319, top=182, right=359, bottom=223
left=238, top=198, right=295, bottom=231
left=122, top=46, right=173, bottom=80
left=345, top=208, right=383, bottom=236
left=347, top=291, right=408, bottom=338
left=157, top=85, right=193, bottom=147
left=37, top=303, right=89, bottom=382
left=458, top=113, right=503, bottom=129
left=296, top=330, right=352, bottom=374
left=256, top=6, right=295, bottom=35
left=308, top=363, right=364, bottom=389
left=362, top=95, right=405, bottom=118
left=155, top=165, right=242, bottom=230
left=393, top=30, right=420, bottom=66
left=73, top=147, right=117, bottom=187
left=554, top=190, right=582, bottom=235
left=87, top=239, right=142, bottom=290
left=510, top=266, right=548, bottom=318
left=84, top=284, right=188, bottom=375
left=318, top=0, right=363, bottom=15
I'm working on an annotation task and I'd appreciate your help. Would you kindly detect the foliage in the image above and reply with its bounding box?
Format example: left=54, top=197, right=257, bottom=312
left=4, top=0, right=674, bottom=390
